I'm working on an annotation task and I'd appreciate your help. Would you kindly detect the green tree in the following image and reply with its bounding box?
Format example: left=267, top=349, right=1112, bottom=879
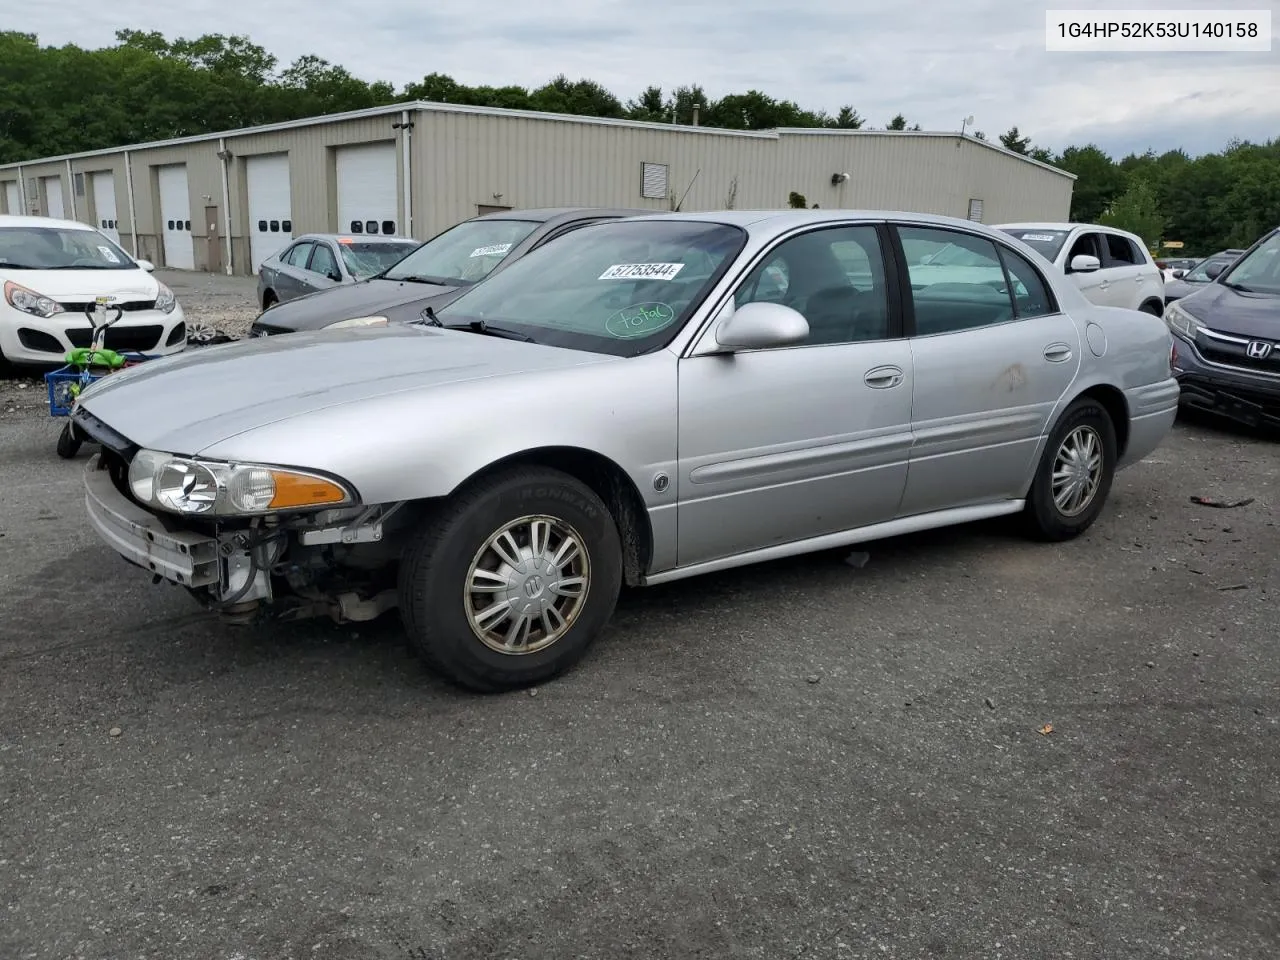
left=1100, top=178, right=1166, bottom=247
left=1056, top=144, right=1126, bottom=222
left=887, top=113, right=907, bottom=130
left=999, top=125, right=1032, bottom=154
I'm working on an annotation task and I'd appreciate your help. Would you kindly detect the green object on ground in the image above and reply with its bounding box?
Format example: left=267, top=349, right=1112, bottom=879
left=65, top=348, right=126, bottom=369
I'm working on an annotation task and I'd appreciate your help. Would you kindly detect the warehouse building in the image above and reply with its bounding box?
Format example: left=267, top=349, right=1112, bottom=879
left=0, top=102, right=1075, bottom=276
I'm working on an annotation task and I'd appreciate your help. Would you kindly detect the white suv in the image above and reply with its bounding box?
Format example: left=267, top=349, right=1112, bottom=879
left=997, top=222, right=1165, bottom=316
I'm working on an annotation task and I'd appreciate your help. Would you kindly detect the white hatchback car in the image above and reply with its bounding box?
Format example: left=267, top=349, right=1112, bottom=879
left=0, top=215, right=186, bottom=368
left=997, top=222, right=1165, bottom=317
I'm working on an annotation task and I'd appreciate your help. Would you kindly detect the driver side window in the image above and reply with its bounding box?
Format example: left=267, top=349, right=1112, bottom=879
left=733, top=226, right=890, bottom=346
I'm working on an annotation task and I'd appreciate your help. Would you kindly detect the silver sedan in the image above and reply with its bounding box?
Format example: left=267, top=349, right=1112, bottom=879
left=73, top=210, right=1179, bottom=693
left=256, top=233, right=421, bottom=309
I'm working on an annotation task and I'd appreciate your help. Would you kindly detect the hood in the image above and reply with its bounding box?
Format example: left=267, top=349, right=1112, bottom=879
left=1177, top=281, right=1280, bottom=338
left=255, top=277, right=462, bottom=332
left=1162, top=278, right=1199, bottom=301
left=76, top=324, right=609, bottom=454
left=2, top=267, right=157, bottom=302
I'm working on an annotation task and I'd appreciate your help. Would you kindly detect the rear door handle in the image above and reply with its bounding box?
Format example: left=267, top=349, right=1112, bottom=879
left=864, top=365, right=905, bottom=389
left=1043, top=343, right=1073, bottom=363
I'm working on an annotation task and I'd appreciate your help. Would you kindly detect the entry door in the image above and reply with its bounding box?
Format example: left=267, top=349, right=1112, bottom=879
left=677, top=223, right=914, bottom=567
left=3, top=180, right=20, bottom=215
left=895, top=223, right=1081, bottom=515
left=157, top=165, right=194, bottom=269
left=205, top=205, right=222, bottom=274
left=91, top=172, right=120, bottom=244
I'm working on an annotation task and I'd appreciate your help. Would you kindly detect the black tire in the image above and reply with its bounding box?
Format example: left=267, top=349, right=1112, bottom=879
left=56, top=422, right=83, bottom=460
left=398, top=466, right=624, bottom=692
left=1021, top=397, right=1117, bottom=541
left=261, top=291, right=277, bottom=310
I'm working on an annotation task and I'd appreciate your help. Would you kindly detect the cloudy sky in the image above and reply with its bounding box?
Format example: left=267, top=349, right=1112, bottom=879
left=33, top=0, right=1280, bottom=158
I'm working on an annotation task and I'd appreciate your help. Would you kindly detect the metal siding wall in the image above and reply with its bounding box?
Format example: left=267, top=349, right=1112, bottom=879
left=955, top=141, right=1074, bottom=223
left=412, top=109, right=778, bottom=238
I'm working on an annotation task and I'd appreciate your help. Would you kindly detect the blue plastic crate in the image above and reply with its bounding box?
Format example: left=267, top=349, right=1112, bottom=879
left=44, top=365, right=103, bottom=417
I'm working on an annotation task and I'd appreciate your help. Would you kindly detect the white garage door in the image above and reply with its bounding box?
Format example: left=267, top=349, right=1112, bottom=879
left=92, top=172, right=121, bottom=244
left=3, top=181, right=19, bottom=215
left=157, top=164, right=194, bottom=270
left=336, top=142, right=399, bottom=238
left=42, top=176, right=65, bottom=219
left=246, top=153, right=293, bottom=272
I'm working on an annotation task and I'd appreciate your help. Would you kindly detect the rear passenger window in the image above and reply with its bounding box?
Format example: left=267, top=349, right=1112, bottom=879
left=285, top=242, right=313, bottom=267
left=997, top=246, right=1057, bottom=319
left=1105, top=234, right=1139, bottom=265
left=898, top=225, right=1016, bottom=335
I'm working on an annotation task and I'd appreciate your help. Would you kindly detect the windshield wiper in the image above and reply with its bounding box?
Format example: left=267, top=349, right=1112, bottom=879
left=389, top=274, right=448, bottom=286
left=1222, top=281, right=1255, bottom=293
left=444, top=319, right=537, bottom=343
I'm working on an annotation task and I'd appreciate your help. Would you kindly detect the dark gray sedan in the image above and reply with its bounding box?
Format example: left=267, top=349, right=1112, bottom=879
left=256, top=234, right=422, bottom=309
left=1163, top=249, right=1247, bottom=304
left=249, top=207, right=649, bottom=336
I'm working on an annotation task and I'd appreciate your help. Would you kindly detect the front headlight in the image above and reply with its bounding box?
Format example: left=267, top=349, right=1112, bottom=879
left=3, top=280, right=63, bottom=318
left=324, top=315, right=388, bottom=329
left=1164, top=301, right=1204, bottom=340
left=153, top=282, right=177, bottom=314
left=128, top=450, right=356, bottom=516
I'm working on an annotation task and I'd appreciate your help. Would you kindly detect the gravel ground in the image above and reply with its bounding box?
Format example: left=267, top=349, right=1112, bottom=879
left=0, top=269, right=260, bottom=421
left=1, top=378, right=1278, bottom=957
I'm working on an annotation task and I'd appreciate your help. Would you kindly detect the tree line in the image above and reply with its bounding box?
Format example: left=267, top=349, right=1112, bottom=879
left=1, top=30, right=1274, bottom=256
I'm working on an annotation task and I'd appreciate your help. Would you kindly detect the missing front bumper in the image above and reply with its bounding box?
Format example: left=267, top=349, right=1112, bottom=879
left=83, top=455, right=220, bottom=587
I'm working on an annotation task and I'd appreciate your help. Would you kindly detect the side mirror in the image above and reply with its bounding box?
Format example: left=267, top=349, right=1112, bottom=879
left=714, top=301, right=809, bottom=351
left=135, top=258, right=155, bottom=272
left=1205, top=261, right=1226, bottom=280
left=328, top=271, right=343, bottom=282
left=1171, top=268, right=1186, bottom=279
left=1069, top=254, right=1101, bottom=273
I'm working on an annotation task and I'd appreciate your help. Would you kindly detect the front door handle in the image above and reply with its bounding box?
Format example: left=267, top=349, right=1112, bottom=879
left=1043, top=343, right=1073, bottom=363
left=864, top=365, right=905, bottom=389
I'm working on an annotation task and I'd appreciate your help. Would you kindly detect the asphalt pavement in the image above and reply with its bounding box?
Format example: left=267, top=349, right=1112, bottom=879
left=1, top=411, right=1277, bottom=959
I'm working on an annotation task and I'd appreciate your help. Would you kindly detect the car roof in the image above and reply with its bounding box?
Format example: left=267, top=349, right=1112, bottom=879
left=474, top=206, right=652, bottom=225
left=294, top=233, right=419, bottom=243
left=620, top=208, right=1042, bottom=235
left=0, top=214, right=97, bottom=231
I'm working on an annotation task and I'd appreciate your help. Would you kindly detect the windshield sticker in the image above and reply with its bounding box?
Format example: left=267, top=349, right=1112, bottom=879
left=97, top=245, right=121, bottom=263
left=605, top=302, right=677, bottom=339
left=1018, top=233, right=1058, bottom=242
left=599, top=262, right=685, bottom=281
left=470, top=243, right=512, bottom=258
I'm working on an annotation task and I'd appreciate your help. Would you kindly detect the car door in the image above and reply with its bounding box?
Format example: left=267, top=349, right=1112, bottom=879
left=304, top=241, right=344, bottom=294
left=275, top=241, right=315, bottom=302
left=894, top=223, right=1081, bottom=515
left=676, top=223, right=915, bottom=568
left=1100, top=232, right=1150, bottom=310
left=1061, top=230, right=1114, bottom=306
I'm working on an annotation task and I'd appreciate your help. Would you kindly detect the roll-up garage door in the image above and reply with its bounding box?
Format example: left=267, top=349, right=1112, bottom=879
left=157, top=164, right=194, bottom=269
left=335, top=142, right=399, bottom=238
left=92, top=172, right=121, bottom=244
left=41, top=176, right=65, bottom=219
left=247, top=153, right=293, bottom=272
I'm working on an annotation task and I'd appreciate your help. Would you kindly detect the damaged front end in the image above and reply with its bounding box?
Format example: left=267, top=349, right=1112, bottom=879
left=79, top=413, right=414, bottom=626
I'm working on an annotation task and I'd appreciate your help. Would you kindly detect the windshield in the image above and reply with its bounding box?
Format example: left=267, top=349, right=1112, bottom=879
left=998, top=228, right=1070, bottom=262
left=382, top=218, right=540, bottom=285
left=338, top=240, right=419, bottom=279
left=1219, top=230, right=1280, bottom=295
left=0, top=226, right=136, bottom=270
left=1184, top=256, right=1232, bottom=282
left=435, top=219, right=748, bottom=356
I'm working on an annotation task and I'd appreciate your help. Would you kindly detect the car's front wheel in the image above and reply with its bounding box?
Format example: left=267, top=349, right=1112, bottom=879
left=1021, top=397, right=1117, bottom=541
left=398, top=467, right=623, bottom=692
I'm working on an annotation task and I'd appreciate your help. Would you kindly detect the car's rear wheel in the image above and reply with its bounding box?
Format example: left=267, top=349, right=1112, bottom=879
left=1021, top=397, right=1117, bottom=541
left=398, top=467, right=623, bottom=692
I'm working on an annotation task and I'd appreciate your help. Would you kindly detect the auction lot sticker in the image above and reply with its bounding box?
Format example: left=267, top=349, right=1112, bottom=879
left=599, top=262, right=685, bottom=280
left=605, top=302, right=676, bottom=338
left=470, top=243, right=512, bottom=258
